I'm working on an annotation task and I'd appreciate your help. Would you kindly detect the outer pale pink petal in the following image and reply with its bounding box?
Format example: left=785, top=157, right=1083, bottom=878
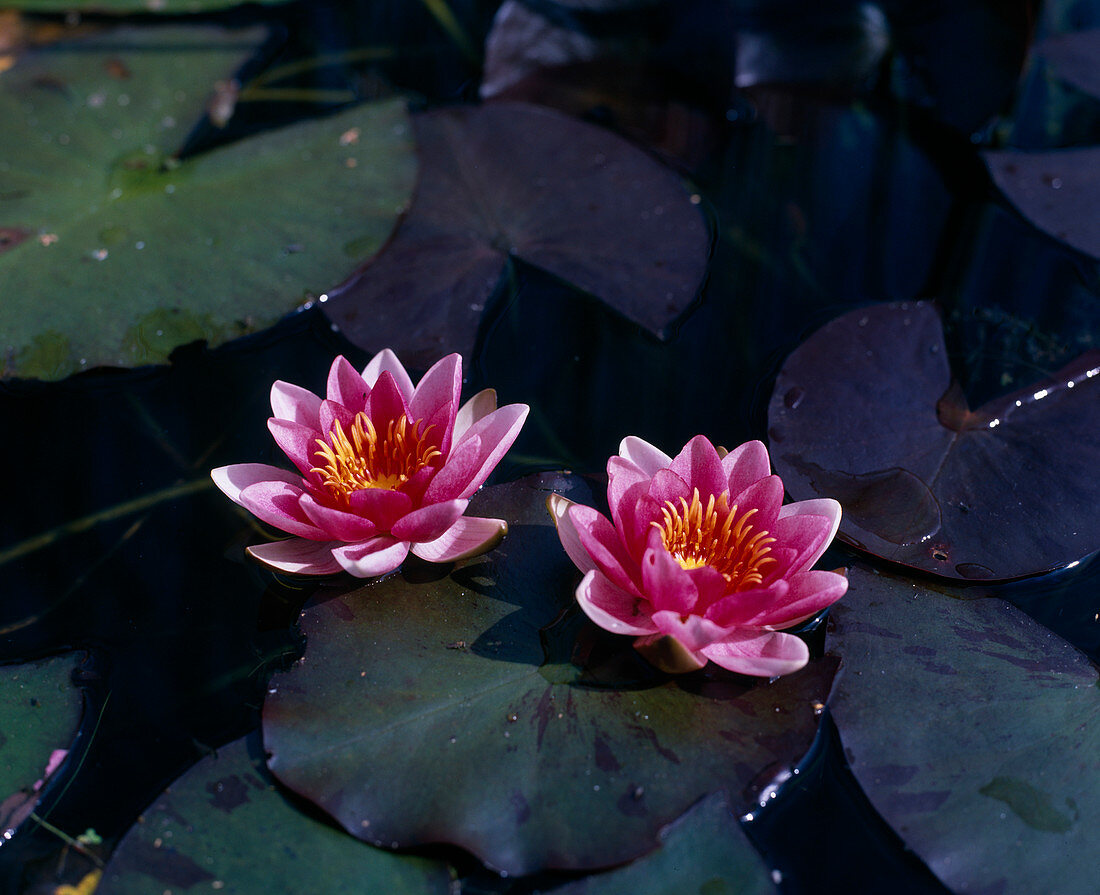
left=703, top=581, right=790, bottom=627
left=669, top=435, right=728, bottom=500
left=618, top=436, right=672, bottom=476
left=769, top=512, right=835, bottom=575
left=722, top=440, right=772, bottom=501
left=391, top=498, right=470, bottom=542
left=268, top=418, right=321, bottom=476
left=747, top=569, right=848, bottom=629
left=366, top=371, right=410, bottom=426
left=701, top=631, right=809, bottom=677
left=348, top=488, right=413, bottom=532
left=270, top=381, right=323, bottom=427
left=327, top=356, right=370, bottom=413
left=454, top=388, right=497, bottom=444
left=331, top=536, right=411, bottom=578
left=425, top=403, right=529, bottom=500
left=362, top=348, right=415, bottom=401
left=571, top=504, right=642, bottom=596
left=211, top=463, right=301, bottom=507
left=238, top=481, right=329, bottom=540
left=641, top=541, right=698, bottom=615
left=409, top=353, right=461, bottom=451
left=546, top=494, right=597, bottom=575
left=650, top=609, right=727, bottom=652
left=576, top=570, right=659, bottom=636
left=607, top=456, right=651, bottom=525
left=777, top=498, right=842, bottom=567
left=299, top=493, right=378, bottom=541
left=247, top=539, right=343, bottom=575
left=411, top=516, right=507, bottom=562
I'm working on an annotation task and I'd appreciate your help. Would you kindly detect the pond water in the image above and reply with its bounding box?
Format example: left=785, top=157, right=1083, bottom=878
left=2, top=1, right=1099, bottom=893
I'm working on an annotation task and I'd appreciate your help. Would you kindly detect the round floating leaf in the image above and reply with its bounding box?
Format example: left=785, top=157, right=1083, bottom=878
left=768, top=300, right=1100, bottom=580
left=100, top=732, right=449, bottom=895
left=548, top=792, right=777, bottom=895
left=826, top=565, right=1100, bottom=895
left=0, top=653, right=83, bottom=833
left=324, top=102, right=710, bottom=367
left=0, top=26, right=415, bottom=380
left=1037, top=29, right=1100, bottom=101
left=264, top=473, right=833, bottom=876
left=984, top=147, right=1100, bottom=260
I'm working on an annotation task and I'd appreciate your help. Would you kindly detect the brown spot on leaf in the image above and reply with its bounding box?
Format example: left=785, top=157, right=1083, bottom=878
left=0, top=226, right=30, bottom=254
left=205, top=774, right=250, bottom=813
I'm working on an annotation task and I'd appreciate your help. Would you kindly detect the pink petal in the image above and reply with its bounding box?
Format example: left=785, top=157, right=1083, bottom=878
left=362, top=348, right=415, bottom=401
left=650, top=609, right=726, bottom=652
left=239, top=481, right=328, bottom=540
left=641, top=542, right=698, bottom=615
left=571, top=504, right=642, bottom=596
left=454, top=388, right=497, bottom=443
left=365, top=371, right=409, bottom=427
left=669, top=435, right=728, bottom=500
left=318, top=399, right=355, bottom=439
left=607, top=455, right=653, bottom=545
left=247, top=539, right=343, bottom=575
left=327, top=355, right=370, bottom=413
left=701, top=631, right=809, bottom=677
left=348, top=488, right=413, bottom=532
left=410, top=516, right=507, bottom=562
left=546, top=494, right=597, bottom=575
left=647, top=467, right=691, bottom=508
left=409, top=353, right=461, bottom=452
left=425, top=403, right=529, bottom=501
left=576, top=570, right=658, bottom=636
left=703, top=581, right=790, bottom=628
left=211, top=463, right=301, bottom=506
left=270, top=380, right=322, bottom=427
left=618, top=436, right=672, bottom=476
left=611, top=479, right=661, bottom=559
left=299, top=493, right=378, bottom=541
left=268, top=418, right=322, bottom=476
left=391, top=498, right=470, bottom=542
left=777, top=498, right=842, bottom=568
left=730, top=474, right=784, bottom=528
left=332, top=536, right=411, bottom=578
left=722, top=440, right=771, bottom=501
left=686, top=563, right=730, bottom=613
left=746, top=569, right=848, bottom=629
left=769, top=512, right=835, bottom=575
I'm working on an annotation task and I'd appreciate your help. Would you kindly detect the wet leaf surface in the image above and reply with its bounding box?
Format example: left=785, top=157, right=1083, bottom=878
left=0, top=653, right=83, bottom=834
left=826, top=565, right=1100, bottom=895
left=0, top=26, right=415, bottom=380
left=100, top=732, right=450, bottom=895
left=547, top=792, right=776, bottom=895
left=984, top=147, right=1100, bottom=260
left=1036, top=28, right=1100, bottom=101
left=263, top=473, right=833, bottom=876
left=323, top=102, right=709, bottom=367
left=768, top=300, right=1100, bottom=580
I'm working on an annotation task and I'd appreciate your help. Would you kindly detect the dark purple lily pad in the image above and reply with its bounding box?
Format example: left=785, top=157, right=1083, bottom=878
left=768, top=300, right=1100, bottom=580
left=100, top=733, right=450, bottom=895
left=323, top=102, right=710, bottom=367
left=984, top=147, right=1100, bottom=260
left=827, top=565, right=1100, bottom=895
left=1037, top=28, right=1100, bottom=101
left=263, top=473, right=833, bottom=876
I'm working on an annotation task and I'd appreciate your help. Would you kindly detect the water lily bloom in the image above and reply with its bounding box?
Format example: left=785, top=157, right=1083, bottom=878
left=548, top=435, right=847, bottom=677
left=212, top=351, right=528, bottom=577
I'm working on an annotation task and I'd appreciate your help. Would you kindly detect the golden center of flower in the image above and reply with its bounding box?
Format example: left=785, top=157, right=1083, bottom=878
left=311, top=413, right=441, bottom=501
left=655, top=488, right=776, bottom=589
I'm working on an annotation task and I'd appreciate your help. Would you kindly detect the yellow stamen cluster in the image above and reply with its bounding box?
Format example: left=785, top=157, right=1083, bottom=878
left=655, top=488, right=776, bottom=589
left=312, top=413, right=441, bottom=501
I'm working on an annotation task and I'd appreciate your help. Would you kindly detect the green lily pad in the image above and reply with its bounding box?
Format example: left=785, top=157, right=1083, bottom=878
left=0, top=26, right=415, bottom=380
left=99, top=732, right=450, bottom=895
left=263, top=473, right=834, bottom=876
left=548, top=792, right=777, bottom=895
left=826, top=565, right=1100, bottom=895
left=0, top=652, right=84, bottom=835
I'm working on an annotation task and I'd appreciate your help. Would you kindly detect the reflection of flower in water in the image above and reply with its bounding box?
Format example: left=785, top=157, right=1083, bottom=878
left=213, top=351, right=528, bottom=577
left=549, top=436, right=847, bottom=677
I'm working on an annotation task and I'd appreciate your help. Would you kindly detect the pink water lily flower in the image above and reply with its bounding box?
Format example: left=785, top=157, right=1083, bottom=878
left=212, top=351, right=528, bottom=577
left=548, top=435, right=847, bottom=677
